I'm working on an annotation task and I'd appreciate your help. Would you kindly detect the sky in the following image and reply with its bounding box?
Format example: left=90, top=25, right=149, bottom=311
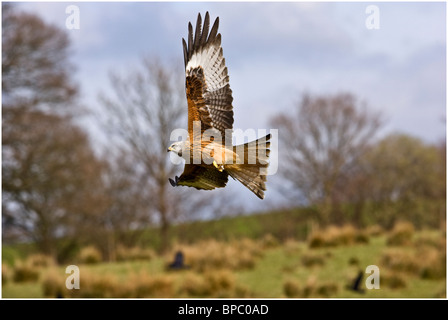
left=13, top=1, right=447, bottom=211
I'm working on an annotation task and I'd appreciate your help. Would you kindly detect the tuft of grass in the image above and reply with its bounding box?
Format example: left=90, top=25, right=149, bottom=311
left=179, top=270, right=238, bottom=298
left=166, top=238, right=261, bottom=272
left=78, top=246, right=103, bottom=264
left=41, top=270, right=65, bottom=297
left=380, top=249, right=420, bottom=274
left=12, top=261, right=40, bottom=283
left=26, top=254, right=56, bottom=268
left=387, top=221, right=415, bottom=246
left=2, top=263, right=12, bottom=285
left=348, top=256, right=360, bottom=266
left=115, top=245, right=155, bottom=262
left=300, top=276, right=339, bottom=298
left=365, top=224, right=384, bottom=237
left=127, top=272, right=174, bottom=298
left=301, top=252, right=326, bottom=268
left=308, top=225, right=369, bottom=248
left=416, top=246, right=446, bottom=280
left=260, top=233, right=279, bottom=249
left=205, top=269, right=235, bottom=295
left=283, top=279, right=301, bottom=297
left=381, top=271, right=407, bottom=289
left=179, top=272, right=209, bottom=297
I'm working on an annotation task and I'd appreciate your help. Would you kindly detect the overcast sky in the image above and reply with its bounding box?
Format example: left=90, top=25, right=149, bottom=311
left=15, top=1, right=447, bottom=210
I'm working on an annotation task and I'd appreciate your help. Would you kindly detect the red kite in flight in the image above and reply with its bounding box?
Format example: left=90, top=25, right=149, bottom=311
left=168, top=12, right=270, bottom=199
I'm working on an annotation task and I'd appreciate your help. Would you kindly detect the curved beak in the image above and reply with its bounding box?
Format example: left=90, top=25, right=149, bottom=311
left=167, top=147, right=173, bottom=152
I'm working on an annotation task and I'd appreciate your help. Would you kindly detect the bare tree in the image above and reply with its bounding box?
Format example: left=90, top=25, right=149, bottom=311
left=2, top=5, right=105, bottom=259
left=98, top=57, right=213, bottom=252
left=271, top=93, right=382, bottom=225
left=2, top=4, right=77, bottom=115
left=2, top=112, right=106, bottom=258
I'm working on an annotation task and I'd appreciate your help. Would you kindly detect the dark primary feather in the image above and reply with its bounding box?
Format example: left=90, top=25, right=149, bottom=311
left=183, top=12, right=234, bottom=137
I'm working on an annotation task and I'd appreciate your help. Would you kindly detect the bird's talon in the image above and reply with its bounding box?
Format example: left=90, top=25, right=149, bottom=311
left=213, top=160, right=224, bottom=172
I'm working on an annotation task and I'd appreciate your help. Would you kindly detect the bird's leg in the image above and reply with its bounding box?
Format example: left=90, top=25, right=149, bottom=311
left=213, top=160, right=224, bottom=172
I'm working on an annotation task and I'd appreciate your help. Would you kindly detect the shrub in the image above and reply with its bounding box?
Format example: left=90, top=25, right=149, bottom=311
left=387, top=221, right=415, bottom=246
left=78, top=246, right=102, bottom=264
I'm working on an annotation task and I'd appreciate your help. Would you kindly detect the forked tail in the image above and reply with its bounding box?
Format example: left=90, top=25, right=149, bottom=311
left=226, top=134, right=271, bottom=199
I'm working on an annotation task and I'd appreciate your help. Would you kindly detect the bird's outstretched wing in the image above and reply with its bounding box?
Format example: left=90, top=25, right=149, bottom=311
left=173, top=164, right=229, bottom=190
left=183, top=12, right=234, bottom=141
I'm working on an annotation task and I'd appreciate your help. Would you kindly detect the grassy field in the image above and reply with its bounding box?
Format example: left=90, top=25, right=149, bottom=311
left=3, top=226, right=446, bottom=298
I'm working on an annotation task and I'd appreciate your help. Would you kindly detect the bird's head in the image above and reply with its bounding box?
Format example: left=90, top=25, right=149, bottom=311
left=167, top=141, right=185, bottom=157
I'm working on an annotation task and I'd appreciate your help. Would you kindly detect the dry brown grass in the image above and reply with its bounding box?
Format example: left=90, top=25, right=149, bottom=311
left=179, top=272, right=209, bottom=297
left=283, top=279, right=301, bottom=297
left=126, top=272, right=175, bottom=298
left=167, top=238, right=262, bottom=272
left=2, top=264, right=12, bottom=285
left=284, top=276, right=339, bottom=298
left=416, top=246, right=446, bottom=280
left=387, top=221, right=415, bottom=246
left=380, top=244, right=446, bottom=280
left=12, top=261, right=40, bottom=283
left=78, top=246, right=103, bottom=264
left=380, top=249, right=420, bottom=274
left=178, top=269, right=252, bottom=298
left=365, top=224, right=384, bottom=237
left=283, top=238, right=303, bottom=256
left=41, top=270, right=65, bottom=297
left=26, top=254, right=56, bottom=268
left=381, top=270, right=407, bottom=289
left=308, top=224, right=369, bottom=248
left=42, top=269, right=176, bottom=298
left=260, top=233, right=279, bottom=249
left=301, top=252, right=326, bottom=268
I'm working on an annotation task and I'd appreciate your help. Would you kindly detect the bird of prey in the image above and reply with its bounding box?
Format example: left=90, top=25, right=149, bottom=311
left=167, top=12, right=271, bottom=199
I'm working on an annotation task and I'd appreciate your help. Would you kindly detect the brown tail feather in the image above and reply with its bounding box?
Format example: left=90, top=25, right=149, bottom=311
left=227, top=134, right=270, bottom=199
